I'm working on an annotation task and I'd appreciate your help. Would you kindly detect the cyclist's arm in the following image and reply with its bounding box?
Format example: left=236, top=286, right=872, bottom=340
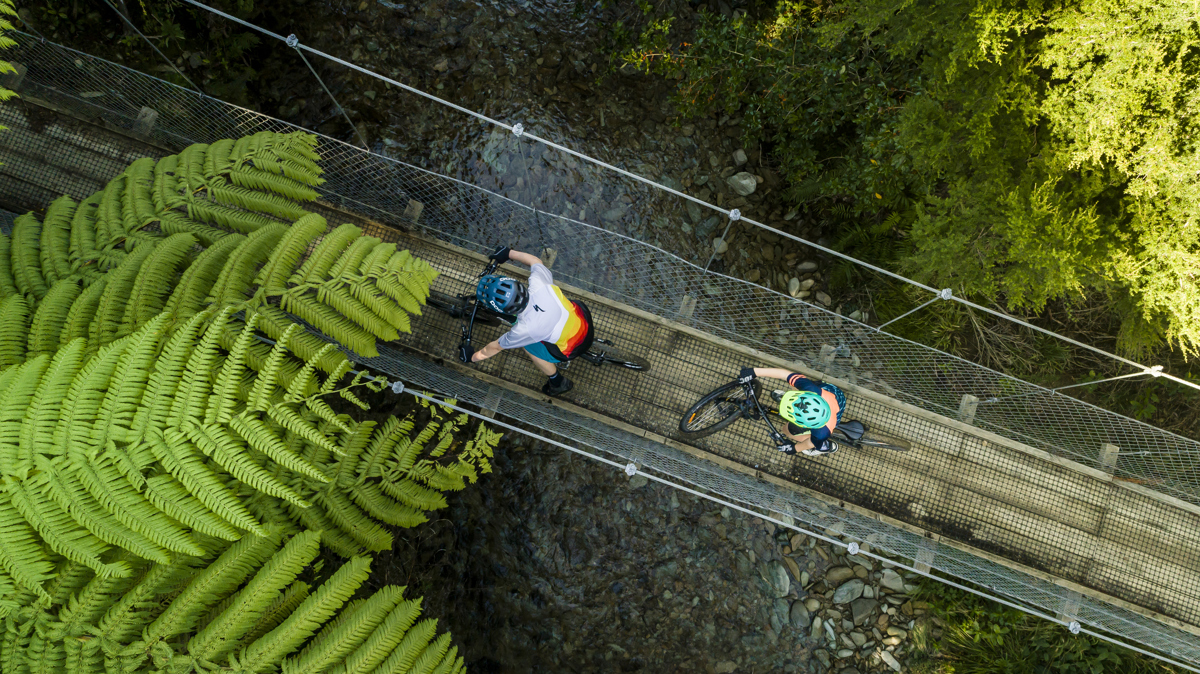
left=752, top=367, right=794, bottom=381
left=470, top=339, right=504, bottom=362
left=507, top=250, right=542, bottom=267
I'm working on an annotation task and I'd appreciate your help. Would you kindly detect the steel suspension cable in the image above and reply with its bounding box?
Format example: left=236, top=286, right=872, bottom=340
left=177, top=0, right=1200, bottom=395
left=99, top=0, right=204, bottom=95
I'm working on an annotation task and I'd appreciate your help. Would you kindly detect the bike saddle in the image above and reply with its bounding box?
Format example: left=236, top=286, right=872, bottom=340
left=838, top=420, right=866, bottom=441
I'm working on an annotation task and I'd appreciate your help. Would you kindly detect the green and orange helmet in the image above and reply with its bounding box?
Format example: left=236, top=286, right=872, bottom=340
left=778, top=390, right=831, bottom=429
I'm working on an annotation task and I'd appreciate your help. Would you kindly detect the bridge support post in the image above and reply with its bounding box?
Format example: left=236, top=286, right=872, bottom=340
left=0, top=62, right=26, bottom=91
left=958, top=394, right=979, bottom=425
left=1056, top=590, right=1081, bottom=626
left=914, top=537, right=937, bottom=573
left=1099, top=443, right=1120, bottom=473
left=133, top=106, right=159, bottom=139
left=819, top=344, right=837, bottom=369
left=677, top=294, right=696, bottom=320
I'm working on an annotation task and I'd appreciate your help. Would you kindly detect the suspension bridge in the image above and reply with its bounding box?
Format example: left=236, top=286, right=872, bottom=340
left=2, top=30, right=1200, bottom=671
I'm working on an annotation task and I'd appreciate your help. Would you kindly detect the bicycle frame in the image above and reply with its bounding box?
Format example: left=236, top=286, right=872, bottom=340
left=737, top=382, right=796, bottom=452
left=457, top=259, right=501, bottom=364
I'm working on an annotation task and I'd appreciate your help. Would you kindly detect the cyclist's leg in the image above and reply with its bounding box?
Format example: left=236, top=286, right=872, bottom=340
left=524, top=343, right=573, bottom=395
left=524, top=349, right=558, bottom=376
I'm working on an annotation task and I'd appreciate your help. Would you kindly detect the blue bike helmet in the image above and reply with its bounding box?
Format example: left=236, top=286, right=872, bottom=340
left=476, top=275, right=529, bottom=314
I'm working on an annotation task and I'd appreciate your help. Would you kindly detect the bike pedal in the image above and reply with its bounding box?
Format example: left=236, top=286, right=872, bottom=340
left=770, top=390, right=785, bottom=402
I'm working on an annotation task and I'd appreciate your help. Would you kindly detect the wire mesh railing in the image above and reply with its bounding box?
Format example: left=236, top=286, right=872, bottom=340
left=5, top=32, right=1200, bottom=669
left=7, top=31, right=1197, bottom=506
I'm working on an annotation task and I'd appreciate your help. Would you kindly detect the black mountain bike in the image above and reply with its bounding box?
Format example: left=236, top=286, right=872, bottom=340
left=425, top=258, right=650, bottom=372
left=678, top=377, right=911, bottom=453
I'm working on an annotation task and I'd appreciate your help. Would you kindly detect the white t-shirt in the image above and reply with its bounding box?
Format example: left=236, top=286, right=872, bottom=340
left=497, top=264, right=576, bottom=350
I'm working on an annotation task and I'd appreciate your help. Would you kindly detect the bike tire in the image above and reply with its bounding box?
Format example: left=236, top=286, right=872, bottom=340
left=425, top=291, right=504, bottom=327
left=678, top=380, right=761, bottom=438
left=854, top=429, right=911, bottom=452
left=587, top=342, right=651, bottom=372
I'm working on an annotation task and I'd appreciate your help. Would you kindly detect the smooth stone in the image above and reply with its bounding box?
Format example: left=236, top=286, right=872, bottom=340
left=849, top=310, right=863, bottom=321
left=815, top=291, right=832, bottom=306
left=790, top=600, right=810, bottom=628
left=783, top=556, right=802, bottom=581
left=840, top=669, right=861, bottom=674
left=694, top=174, right=709, bottom=185
left=796, top=260, right=818, bottom=272
left=881, top=569, right=906, bottom=593
left=837, top=649, right=855, bottom=659
left=810, top=617, right=823, bottom=640
left=814, top=650, right=831, bottom=667
left=832, top=579, right=865, bottom=604
left=805, top=597, right=821, bottom=612
left=713, top=238, right=729, bottom=254
left=762, top=560, right=790, bottom=597
left=850, top=597, right=879, bottom=625
left=733, top=148, right=747, bottom=165
left=887, top=626, right=907, bottom=638
left=825, top=567, right=856, bottom=584
left=727, top=171, right=758, bottom=196
left=696, top=215, right=721, bottom=240
left=788, top=277, right=800, bottom=296
left=880, top=651, right=902, bottom=672
left=800, top=570, right=809, bottom=586
left=761, top=244, right=775, bottom=262
left=799, top=278, right=815, bottom=290
left=715, top=662, right=737, bottom=674
left=687, top=200, right=703, bottom=224
left=850, top=631, right=867, bottom=647
left=628, top=475, right=648, bottom=488
left=862, top=586, right=874, bottom=599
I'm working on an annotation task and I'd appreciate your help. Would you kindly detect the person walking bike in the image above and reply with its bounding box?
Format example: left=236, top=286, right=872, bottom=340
left=466, top=246, right=594, bottom=396
left=737, top=367, right=846, bottom=456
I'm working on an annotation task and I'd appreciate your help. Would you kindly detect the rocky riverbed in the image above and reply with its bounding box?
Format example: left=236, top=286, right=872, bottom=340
left=266, top=0, right=859, bottom=314
left=378, top=432, right=934, bottom=673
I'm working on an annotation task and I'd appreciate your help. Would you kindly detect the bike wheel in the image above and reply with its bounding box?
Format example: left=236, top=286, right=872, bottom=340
left=587, top=340, right=651, bottom=372
left=425, top=291, right=504, bottom=326
left=678, top=380, right=760, bottom=438
left=855, top=428, right=911, bottom=452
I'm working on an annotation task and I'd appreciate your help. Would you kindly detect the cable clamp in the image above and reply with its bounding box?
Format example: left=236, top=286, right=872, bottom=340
left=1147, top=365, right=1163, bottom=377
left=390, top=381, right=405, bottom=395
left=728, top=209, right=741, bottom=222
left=1068, top=621, right=1081, bottom=635
left=286, top=34, right=300, bottom=48
left=624, top=462, right=638, bottom=476
left=938, top=288, right=953, bottom=301
left=512, top=123, right=524, bottom=138
left=846, top=541, right=860, bottom=556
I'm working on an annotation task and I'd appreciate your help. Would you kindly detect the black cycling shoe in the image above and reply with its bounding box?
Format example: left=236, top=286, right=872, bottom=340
left=542, top=376, right=574, bottom=397
left=771, top=389, right=785, bottom=402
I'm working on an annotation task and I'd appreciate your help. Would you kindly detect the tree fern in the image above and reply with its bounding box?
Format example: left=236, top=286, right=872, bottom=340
left=121, top=232, right=197, bottom=333
left=0, top=293, right=28, bottom=367
left=26, top=280, right=81, bottom=359
left=0, top=232, right=16, bottom=298
left=164, top=232, right=245, bottom=320
left=58, top=279, right=105, bottom=350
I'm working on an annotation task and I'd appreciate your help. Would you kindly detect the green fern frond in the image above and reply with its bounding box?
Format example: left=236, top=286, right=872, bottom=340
left=358, top=242, right=396, bottom=276
left=255, top=213, right=327, bottom=293
left=144, top=529, right=282, bottom=644
left=280, top=292, right=378, bottom=357
left=27, top=280, right=81, bottom=359
left=352, top=482, right=428, bottom=527
left=183, top=421, right=311, bottom=507
left=95, top=175, right=125, bottom=247
left=133, top=310, right=208, bottom=437
left=244, top=556, right=373, bottom=673
left=0, top=293, right=29, bottom=368
left=153, top=154, right=184, bottom=212
left=256, top=305, right=352, bottom=375
left=141, top=472, right=241, bottom=541
left=228, top=166, right=321, bottom=202
left=316, top=283, right=399, bottom=341
left=41, top=195, right=76, bottom=284
left=150, top=429, right=265, bottom=535
left=187, top=198, right=281, bottom=235
left=1, top=353, right=50, bottom=476
left=159, top=210, right=229, bottom=246
left=293, top=224, right=361, bottom=285
left=58, top=279, right=105, bottom=349
left=207, top=312, right=260, bottom=426
left=285, top=587, right=403, bottom=674
left=93, top=312, right=167, bottom=447
left=170, top=308, right=230, bottom=426
left=0, top=489, right=55, bottom=597
left=242, top=580, right=311, bottom=647
left=230, top=413, right=329, bottom=482
left=163, top=232, right=245, bottom=320
left=207, top=181, right=309, bottom=221
left=12, top=212, right=48, bottom=301
left=407, top=631, right=453, bottom=674
left=68, top=193, right=101, bottom=270
left=122, top=233, right=197, bottom=333
left=327, top=237, right=380, bottom=281
left=248, top=323, right=299, bottom=412
left=343, top=604, right=430, bottom=674
left=204, top=139, right=236, bottom=178
left=354, top=416, right=411, bottom=481
left=347, top=279, right=411, bottom=333
left=0, top=232, right=17, bottom=298
left=311, top=488, right=392, bottom=552
left=6, top=475, right=126, bottom=578
left=284, top=499, right=366, bottom=558
left=87, top=243, right=156, bottom=350
left=208, top=223, right=289, bottom=306
left=187, top=530, right=321, bottom=663
left=96, top=558, right=199, bottom=644
left=123, top=157, right=158, bottom=232
left=266, top=403, right=341, bottom=458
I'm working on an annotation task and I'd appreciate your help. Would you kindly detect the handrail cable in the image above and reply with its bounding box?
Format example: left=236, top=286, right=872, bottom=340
left=176, top=0, right=1200, bottom=395
left=98, top=0, right=204, bottom=95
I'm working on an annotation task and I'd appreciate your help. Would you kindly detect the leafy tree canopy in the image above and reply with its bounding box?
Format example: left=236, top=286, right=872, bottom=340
left=622, top=0, right=1200, bottom=357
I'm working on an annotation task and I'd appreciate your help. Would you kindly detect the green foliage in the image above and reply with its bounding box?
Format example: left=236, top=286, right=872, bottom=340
left=0, top=530, right=464, bottom=674
left=909, top=580, right=1183, bottom=673
left=621, top=0, right=1200, bottom=357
